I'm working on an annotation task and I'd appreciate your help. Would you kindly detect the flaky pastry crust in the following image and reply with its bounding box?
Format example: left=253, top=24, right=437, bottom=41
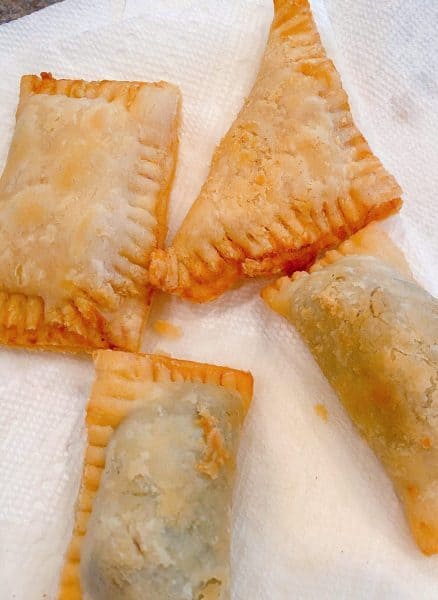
left=149, top=0, right=401, bottom=302
left=263, top=232, right=438, bottom=556
left=262, top=222, right=411, bottom=314
left=0, top=73, right=180, bottom=352
left=58, top=350, right=253, bottom=599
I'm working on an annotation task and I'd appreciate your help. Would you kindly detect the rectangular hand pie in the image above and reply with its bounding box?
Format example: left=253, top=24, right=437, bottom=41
left=149, top=0, right=402, bottom=302
left=263, top=225, right=438, bottom=555
left=0, top=73, right=180, bottom=352
left=58, top=350, right=253, bottom=599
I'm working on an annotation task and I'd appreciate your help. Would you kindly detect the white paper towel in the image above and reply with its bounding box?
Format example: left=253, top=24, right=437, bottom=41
left=0, top=1, right=437, bottom=599
left=0, top=0, right=124, bottom=58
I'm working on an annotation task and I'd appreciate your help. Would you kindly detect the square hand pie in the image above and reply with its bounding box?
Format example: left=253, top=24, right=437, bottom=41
left=150, top=0, right=402, bottom=302
left=263, top=227, right=438, bottom=555
left=0, top=73, right=180, bottom=352
left=58, top=350, right=253, bottom=599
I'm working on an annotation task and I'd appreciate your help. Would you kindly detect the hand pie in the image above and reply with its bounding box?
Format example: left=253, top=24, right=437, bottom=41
left=149, top=0, right=402, bottom=303
left=263, top=227, right=438, bottom=555
left=58, top=350, right=253, bottom=599
left=0, top=73, right=180, bottom=352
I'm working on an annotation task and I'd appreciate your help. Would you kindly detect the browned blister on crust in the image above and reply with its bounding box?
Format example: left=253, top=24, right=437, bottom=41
left=58, top=350, right=253, bottom=599
left=149, top=0, right=401, bottom=302
left=0, top=72, right=181, bottom=352
left=263, top=235, right=438, bottom=556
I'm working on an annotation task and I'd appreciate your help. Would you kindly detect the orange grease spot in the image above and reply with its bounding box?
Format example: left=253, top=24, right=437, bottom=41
left=406, top=484, right=419, bottom=500
left=314, top=403, right=328, bottom=422
left=421, top=437, right=432, bottom=449
left=153, top=320, right=182, bottom=339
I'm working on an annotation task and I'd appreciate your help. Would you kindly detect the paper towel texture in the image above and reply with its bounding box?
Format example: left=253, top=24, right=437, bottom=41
left=0, top=1, right=437, bottom=599
left=0, top=0, right=122, bottom=57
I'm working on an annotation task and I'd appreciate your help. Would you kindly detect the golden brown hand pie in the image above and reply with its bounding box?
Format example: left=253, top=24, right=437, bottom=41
left=263, top=228, right=438, bottom=555
left=58, top=350, right=253, bottom=599
left=149, top=0, right=402, bottom=303
left=0, top=73, right=180, bottom=352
